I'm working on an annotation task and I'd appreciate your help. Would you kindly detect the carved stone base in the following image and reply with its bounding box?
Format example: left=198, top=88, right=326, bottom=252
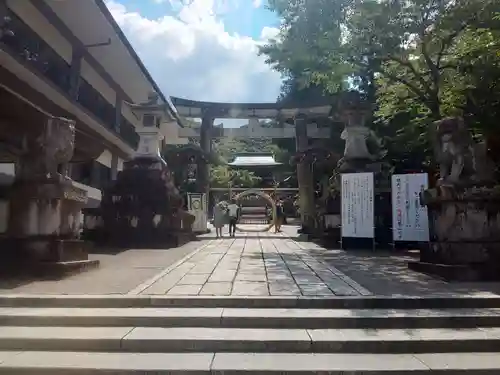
left=8, top=180, right=87, bottom=238
left=1, top=236, right=99, bottom=279
left=4, top=178, right=96, bottom=279
left=413, top=186, right=500, bottom=281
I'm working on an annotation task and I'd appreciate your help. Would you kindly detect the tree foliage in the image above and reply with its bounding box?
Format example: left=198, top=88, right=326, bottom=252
left=261, top=0, right=500, bottom=170
left=208, top=120, right=294, bottom=188
left=209, top=165, right=262, bottom=189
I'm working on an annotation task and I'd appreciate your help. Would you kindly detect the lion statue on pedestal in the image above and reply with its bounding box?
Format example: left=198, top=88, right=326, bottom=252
left=18, top=117, right=76, bottom=182
left=433, top=117, right=494, bottom=187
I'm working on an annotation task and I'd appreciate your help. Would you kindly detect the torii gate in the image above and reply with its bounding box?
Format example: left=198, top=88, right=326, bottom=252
left=168, top=92, right=370, bottom=234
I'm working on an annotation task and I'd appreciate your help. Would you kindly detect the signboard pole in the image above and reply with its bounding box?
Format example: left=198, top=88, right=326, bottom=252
left=188, top=192, right=208, bottom=233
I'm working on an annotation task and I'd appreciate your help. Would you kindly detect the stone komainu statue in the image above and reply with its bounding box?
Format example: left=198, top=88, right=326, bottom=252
left=433, top=116, right=494, bottom=187
left=18, top=117, right=76, bottom=182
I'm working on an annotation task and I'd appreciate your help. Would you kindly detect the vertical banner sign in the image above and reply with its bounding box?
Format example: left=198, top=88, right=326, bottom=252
left=341, top=173, right=375, bottom=238
left=391, top=173, right=430, bottom=242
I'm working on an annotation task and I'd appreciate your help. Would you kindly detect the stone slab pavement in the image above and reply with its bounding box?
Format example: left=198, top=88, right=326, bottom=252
left=135, top=225, right=500, bottom=297
left=0, top=234, right=214, bottom=295
left=2, top=224, right=500, bottom=297
left=280, top=226, right=500, bottom=298
left=136, top=227, right=372, bottom=297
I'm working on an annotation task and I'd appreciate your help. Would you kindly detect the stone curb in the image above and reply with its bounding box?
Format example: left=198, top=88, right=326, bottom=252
left=0, top=326, right=498, bottom=354
left=0, top=307, right=499, bottom=329
left=0, top=294, right=499, bottom=309
left=0, top=351, right=499, bottom=374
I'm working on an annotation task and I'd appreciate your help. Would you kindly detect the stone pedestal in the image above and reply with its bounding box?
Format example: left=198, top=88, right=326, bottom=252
left=408, top=187, right=500, bottom=281
left=5, top=180, right=98, bottom=277
left=2, top=117, right=98, bottom=278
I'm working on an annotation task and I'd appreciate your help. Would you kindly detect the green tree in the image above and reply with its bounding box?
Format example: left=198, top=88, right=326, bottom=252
left=209, top=165, right=262, bottom=188
left=262, top=0, right=500, bottom=170
left=260, top=0, right=353, bottom=95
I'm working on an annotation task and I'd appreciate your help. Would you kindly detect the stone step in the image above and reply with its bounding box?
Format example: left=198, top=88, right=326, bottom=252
left=1, top=307, right=500, bottom=329
left=0, top=351, right=498, bottom=373
left=0, top=326, right=499, bottom=353
left=1, top=294, right=500, bottom=309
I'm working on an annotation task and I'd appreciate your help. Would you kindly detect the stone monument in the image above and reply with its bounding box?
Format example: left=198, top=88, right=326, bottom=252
left=5, top=117, right=98, bottom=277
left=409, top=116, right=500, bottom=281
left=86, top=94, right=195, bottom=247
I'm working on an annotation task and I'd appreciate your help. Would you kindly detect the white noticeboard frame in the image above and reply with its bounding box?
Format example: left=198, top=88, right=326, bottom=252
left=341, top=172, right=375, bottom=239
left=391, top=173, right=430, bottom=242
left=188, top=193, right=208, bottom=232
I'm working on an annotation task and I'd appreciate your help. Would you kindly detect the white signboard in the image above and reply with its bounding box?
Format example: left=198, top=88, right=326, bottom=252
left=391, top=173, right=430, bottom=242
left=341, top=173, right=375, bottom=238
left=188, top=193, right=208, bottom=232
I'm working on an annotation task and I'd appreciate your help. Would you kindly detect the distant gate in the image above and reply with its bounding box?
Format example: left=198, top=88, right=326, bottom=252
left=233, top=189, right=276, bottom=233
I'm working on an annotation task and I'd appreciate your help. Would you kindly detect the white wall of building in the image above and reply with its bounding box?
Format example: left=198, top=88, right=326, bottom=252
left=96, top=150, right=112, bottom=169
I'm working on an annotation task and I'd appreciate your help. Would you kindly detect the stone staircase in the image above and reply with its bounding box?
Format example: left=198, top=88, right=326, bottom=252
left=239, top=206, right=270, bottom=224
left=0, top=295, right=499, bottom=373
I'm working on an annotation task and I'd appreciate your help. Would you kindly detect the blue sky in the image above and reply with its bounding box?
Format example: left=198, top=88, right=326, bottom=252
left=116, top=0, right=279, bottom=39
left=107, top=0, right=283, bottom=126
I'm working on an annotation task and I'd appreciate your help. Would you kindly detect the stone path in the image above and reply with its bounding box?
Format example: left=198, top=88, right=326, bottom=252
left=135, top=228, right=371, bottom=297
left=0, top=236, right=214, bottom=295
left=2, top=224, right=500, bottom=297
left=280, top=226, right=500, bottom=297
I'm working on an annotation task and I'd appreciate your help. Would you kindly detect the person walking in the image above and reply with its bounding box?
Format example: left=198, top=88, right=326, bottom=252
left=275, top=199, right=284, bottom=233
left=213, top=202, right=227, bottom=238
left=227, top=199, right=240, bottom=237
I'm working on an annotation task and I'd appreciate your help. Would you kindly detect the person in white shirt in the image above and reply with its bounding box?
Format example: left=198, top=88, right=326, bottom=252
left=226, top=199, right=240, bottom=237
left=213, top=201, right=227, bottom=238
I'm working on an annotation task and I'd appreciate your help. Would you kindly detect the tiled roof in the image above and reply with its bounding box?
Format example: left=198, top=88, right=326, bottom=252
left=228, top=153, right=282, bottom=167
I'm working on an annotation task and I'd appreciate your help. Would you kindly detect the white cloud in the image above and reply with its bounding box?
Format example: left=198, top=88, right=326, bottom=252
left=106, top=0, right=282, bottom=105
left=260, top=26, right=279, bottom=41
left=253, top=0, right=263, bottom=8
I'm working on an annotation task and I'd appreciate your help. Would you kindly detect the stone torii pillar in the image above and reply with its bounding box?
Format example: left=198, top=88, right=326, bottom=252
left=294, top=114, right=316, bottom=234
left=198, top=110, right=213, bottom=195
left=187, top=110, right=214, bottom=233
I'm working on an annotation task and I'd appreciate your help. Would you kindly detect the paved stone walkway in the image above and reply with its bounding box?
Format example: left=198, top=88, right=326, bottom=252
left=2, top=225, right=500, bottom=296
left=0, top=236, right=214, bottom=295
left=135, top=228, right=372, bottom=296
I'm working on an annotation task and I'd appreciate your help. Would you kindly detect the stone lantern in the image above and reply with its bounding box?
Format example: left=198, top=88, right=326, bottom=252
left=91, top=93, right=195, bottom=248
left=125, top=92, right=171, bottom=160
